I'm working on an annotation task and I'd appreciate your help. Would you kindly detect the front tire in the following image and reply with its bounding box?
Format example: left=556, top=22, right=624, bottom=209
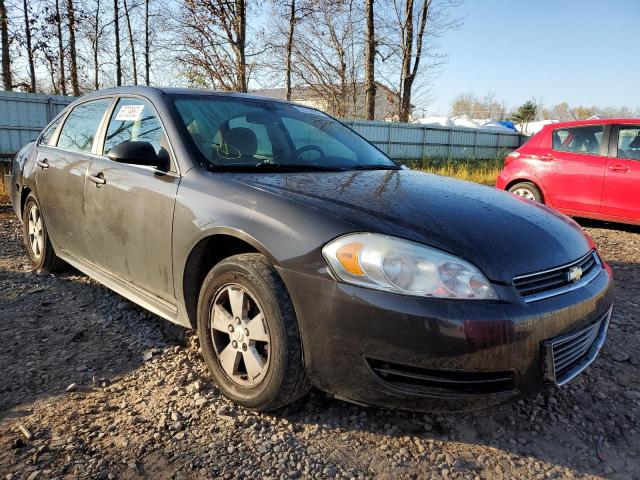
left=197, top=253, right=310, bottom=411
left=22, top=193, right=66, bottom=272
left=508, top=181, right=543, bottom=203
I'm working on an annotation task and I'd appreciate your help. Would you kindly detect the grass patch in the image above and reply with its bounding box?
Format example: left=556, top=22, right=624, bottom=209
left=0, top=163, right=9, bottom=205
left=405, top=157, right=503, bottom=186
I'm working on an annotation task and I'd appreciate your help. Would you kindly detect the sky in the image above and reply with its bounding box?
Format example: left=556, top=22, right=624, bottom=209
left=426, top=0, right=640, bottom=115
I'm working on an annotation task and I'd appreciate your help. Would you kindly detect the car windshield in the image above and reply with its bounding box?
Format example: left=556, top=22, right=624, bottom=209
left=172, top=95, right=398, bottom=172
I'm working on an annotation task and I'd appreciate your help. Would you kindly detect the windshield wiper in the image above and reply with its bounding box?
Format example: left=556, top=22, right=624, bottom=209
left=208, top=162, right=346, bottom=172
left=349, top=164, right=401, bottom=171
left=255, top=162, right=347, bottom=172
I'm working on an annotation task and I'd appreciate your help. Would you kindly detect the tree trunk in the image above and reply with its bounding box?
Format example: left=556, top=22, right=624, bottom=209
left=55, top=0, right=66, bottom=95
left=66, top=0, right=79, bottom=95
left=364, top=0, right=375, bottom=120
left=0, top=0, right=12, bottom=90
left=398, top=0, right=414, bottom=122
left=285, top=0, right=295, bottom=101
left=236, top=0, right=247, bottom=92
left=144, top=0, right=150, bottom=85
left=93, top=0, right=100, bottom=90
left=47, top=58, right=58, bottom=94
left=114, top=0, right=122, bottom=86
left=123, top=0, right=137, bottom=84
left=23, top=0, right=36, bottom=91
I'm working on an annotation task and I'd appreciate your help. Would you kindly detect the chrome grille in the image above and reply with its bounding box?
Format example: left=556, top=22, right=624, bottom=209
left=542, top=308, right=611, bottom=385
left=514, top=251, right=601, bottom=302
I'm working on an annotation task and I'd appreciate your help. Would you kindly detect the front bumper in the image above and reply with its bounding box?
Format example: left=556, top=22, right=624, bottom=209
left=281, top=264, right=613, bottom=412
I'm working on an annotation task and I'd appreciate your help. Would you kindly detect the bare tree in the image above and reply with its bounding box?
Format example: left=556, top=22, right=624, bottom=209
left=377, top=0, right=461, bottom=122
left=80, top=0, right=110, bottom=90
left=55, top=0, right=66, bottom=94
left=66, top=0, right=80, bottom=94
left=398, top=0, right=427, bottom=122
left=144, top=0, right=149, bottom=84
left=0, top=0, right=11, bottom=90
left=450, top=91, right=506, bottom=119
left=262, top=0, right=315, bottom=98
left=113, top=0, right=121, bottom=85
left=21, top=0, right=36, bottom=91
left=290, top=0, right=363, bottom=117
left=175, top=0, right=250, bottom=91
left=284, top=0, right=295, bottom=100
left=364, top=0, right=375, bottom=119
left=122, top=0, right=136, bottom=84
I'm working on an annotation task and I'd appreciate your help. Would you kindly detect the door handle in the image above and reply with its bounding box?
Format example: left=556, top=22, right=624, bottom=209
left=36, top=158, right=49, bottom=169
left=608, top=164, right=630, bottom=173
left=89, top=173, right=106, bottom=186
left=540, top=154, right=554, bottom=161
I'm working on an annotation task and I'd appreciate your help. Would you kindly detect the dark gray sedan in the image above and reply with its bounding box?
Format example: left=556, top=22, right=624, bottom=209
left=5, top=87, right=613, bottom=411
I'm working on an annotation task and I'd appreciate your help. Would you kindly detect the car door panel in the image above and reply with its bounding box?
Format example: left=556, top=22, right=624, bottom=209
left=36, top=147, right=93, bottom=259
left=600, top=124, right=640, bottom=220
left=84, top=159, right=179, bottom=301
left=35, top=99, right=113, bottom=260
left=83, top=96, right=179, bottom=303
left=541, top=125, right=608, bottom=213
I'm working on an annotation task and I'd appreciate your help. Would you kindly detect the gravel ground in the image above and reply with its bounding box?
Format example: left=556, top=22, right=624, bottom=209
left=1, top=204, right=639, bottom=480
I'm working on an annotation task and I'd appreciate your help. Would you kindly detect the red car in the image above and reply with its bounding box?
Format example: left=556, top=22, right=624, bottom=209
left=497, top=119, right=640, bottom=225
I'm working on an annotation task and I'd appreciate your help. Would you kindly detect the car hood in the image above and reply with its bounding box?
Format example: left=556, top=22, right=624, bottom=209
left=233, top=170, right=590, bottom=284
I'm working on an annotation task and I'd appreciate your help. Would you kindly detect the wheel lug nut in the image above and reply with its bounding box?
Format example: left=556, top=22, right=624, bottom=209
left=228, top=325, right=234, bottom=332
left=235, top=317, right=241, bottom=325
left=232, top=340, right=238, bottom=348
left=242, top=343, right=247, bottom=351
left=244, top=329, right=249, bottom=336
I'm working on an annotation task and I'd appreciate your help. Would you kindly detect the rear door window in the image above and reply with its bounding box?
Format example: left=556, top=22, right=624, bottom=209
left=552, top=125, right=605, bottom=155
left=617, top=125, right=640, bottom=160
left=56, top=98, right=112, bottom=154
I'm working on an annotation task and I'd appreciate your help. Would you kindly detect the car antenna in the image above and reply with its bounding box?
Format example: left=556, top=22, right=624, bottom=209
left=569, top=109, right=578, bottom=120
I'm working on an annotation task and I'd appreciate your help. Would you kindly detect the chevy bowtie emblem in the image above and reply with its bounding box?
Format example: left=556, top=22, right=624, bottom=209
left=566, top=266, right=583, bottom=283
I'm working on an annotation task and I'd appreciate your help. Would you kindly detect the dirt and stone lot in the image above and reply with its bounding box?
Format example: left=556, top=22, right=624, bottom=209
left=0, top=203, right=639, bottom=480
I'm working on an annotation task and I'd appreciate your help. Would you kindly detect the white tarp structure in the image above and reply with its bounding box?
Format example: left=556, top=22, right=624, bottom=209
left=413, top=116, right=454, bottom=127
left=414, top=115, right=515, bottom=132
left=515, top=119, right=560, bottom=136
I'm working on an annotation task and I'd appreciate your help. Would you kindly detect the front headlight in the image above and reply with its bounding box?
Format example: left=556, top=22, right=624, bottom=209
left=322, top=233, right=497, bottom=300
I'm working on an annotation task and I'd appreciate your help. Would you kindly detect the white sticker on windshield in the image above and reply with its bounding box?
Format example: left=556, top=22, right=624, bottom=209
left=115, top=105, right=145, bottom=122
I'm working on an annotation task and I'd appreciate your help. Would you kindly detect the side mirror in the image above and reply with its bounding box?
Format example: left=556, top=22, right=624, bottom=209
left=108, top=141, right=161, bottom=168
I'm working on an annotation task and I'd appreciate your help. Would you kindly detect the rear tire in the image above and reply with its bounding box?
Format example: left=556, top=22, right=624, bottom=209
left=197, top=253, right=310, bottom=411
left=22, top=193, right=66, bottom=272
left=508, top=182, right=543, bottom=203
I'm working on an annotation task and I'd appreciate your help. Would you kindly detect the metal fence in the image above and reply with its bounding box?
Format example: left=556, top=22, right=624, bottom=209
left=0, top=92, right=526, bottom=162
left=0, top=91, right=75, bottom=161
left=342, top=119, right=527, bottom=160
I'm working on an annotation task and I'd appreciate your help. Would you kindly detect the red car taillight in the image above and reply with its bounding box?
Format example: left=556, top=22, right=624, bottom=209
left=504, top=151, right=520, bottom=167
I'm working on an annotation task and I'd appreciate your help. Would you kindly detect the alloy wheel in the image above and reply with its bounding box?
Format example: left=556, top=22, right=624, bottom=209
left=27, top=203, right=44, bottom=260
left=512, top=188, right=536, bottom=201
left=210, top=284, right=271, bottom=388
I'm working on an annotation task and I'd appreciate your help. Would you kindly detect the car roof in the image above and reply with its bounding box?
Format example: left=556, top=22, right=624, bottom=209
left=79, top=85, right=295, bottom=106
left=543, top=118, right=640, bottom=130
